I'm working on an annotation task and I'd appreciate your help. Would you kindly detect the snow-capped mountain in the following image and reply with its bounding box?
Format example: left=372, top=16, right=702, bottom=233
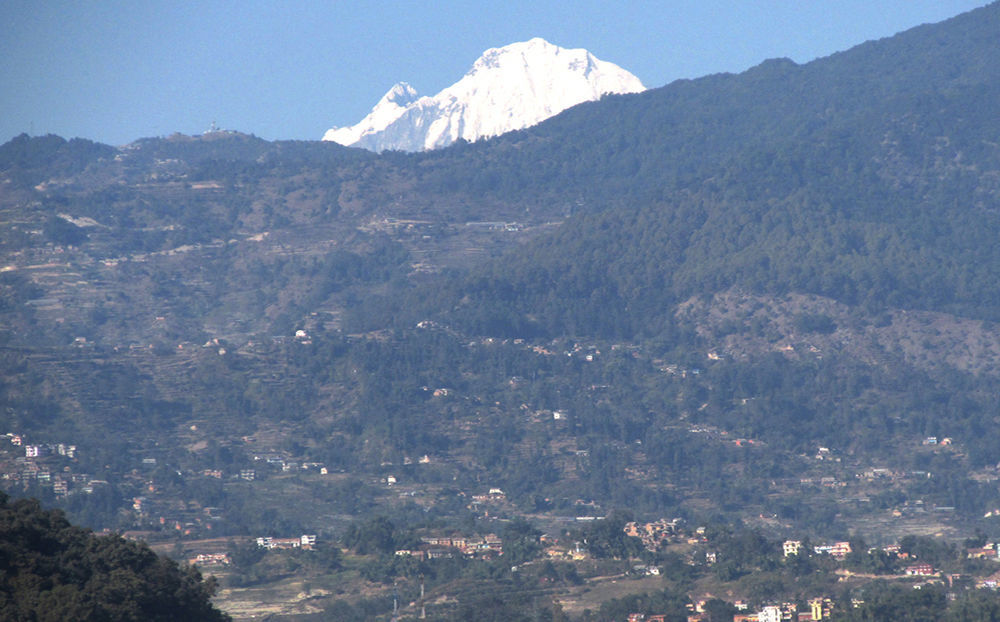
left=322, top=38, right=645, bottom=152
left=322, top=83, right=419, bottom=147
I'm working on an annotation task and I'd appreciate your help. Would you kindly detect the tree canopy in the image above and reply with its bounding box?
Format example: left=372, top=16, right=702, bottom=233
left=0, top=493, right=229, bottom=621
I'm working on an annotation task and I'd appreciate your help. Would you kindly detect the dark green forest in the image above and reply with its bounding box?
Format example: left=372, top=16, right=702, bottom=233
left=0, top=493, right=228, bottom=621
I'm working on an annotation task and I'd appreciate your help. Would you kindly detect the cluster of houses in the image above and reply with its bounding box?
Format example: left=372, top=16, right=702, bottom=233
left=785, top=538, right=948, bottom=576
left=188, top=552, right=230, bottom=566
left=630, top=598, right=833, bottom=622
left=255, top=534, right=318, bottom=550
left=24, top=442, right=77, bottom=459
left=730, top=598, right=833, bottom=622
left=644, top=538, right=1000, bottom=621
left=0, top=432, right=86, bottom=497
left=395, top=534, right=503, bottom=560
left=124, top=502, right=227, bottom=538
left=623, top=518, right=686, bottom=551
left=629, top=597, right=836, bottom=622
left=968, top=543, right=1000, bottom=561
left=921, top=436, right=952, bottom=446
left=470, top=488, right=507, bottom=504
left=2, top=463, right=93, bottom=496
left=787, top=537, right=1000, bottom=578
left=781, top=540, right=853, bottom=559
left=545, top=542, right=589, bottom=562
left=466, top=488, right=510, bottom=513
left=5, top=433, right=77, bottom=459
left=464, top=221, right=525, bottom=232
left=251, top=452, right=328, bottom=474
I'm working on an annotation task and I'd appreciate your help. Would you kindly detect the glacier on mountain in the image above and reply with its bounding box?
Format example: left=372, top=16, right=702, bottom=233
left=322, top=38, right=645, bottom=152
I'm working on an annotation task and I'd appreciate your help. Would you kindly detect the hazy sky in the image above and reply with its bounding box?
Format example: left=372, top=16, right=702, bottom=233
left=1, top=0, right=990, bottom=146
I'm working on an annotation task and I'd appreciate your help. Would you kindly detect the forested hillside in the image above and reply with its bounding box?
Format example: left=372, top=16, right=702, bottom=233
left=3, top=4, right=1000, bottom=619
left=0, top=493, right=227, bottom=620
left=399, top=0, right=1000, bottom=335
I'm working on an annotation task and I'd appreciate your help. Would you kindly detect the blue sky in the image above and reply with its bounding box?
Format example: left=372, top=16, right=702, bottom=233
left=0, top=0, right=989, bottom=146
